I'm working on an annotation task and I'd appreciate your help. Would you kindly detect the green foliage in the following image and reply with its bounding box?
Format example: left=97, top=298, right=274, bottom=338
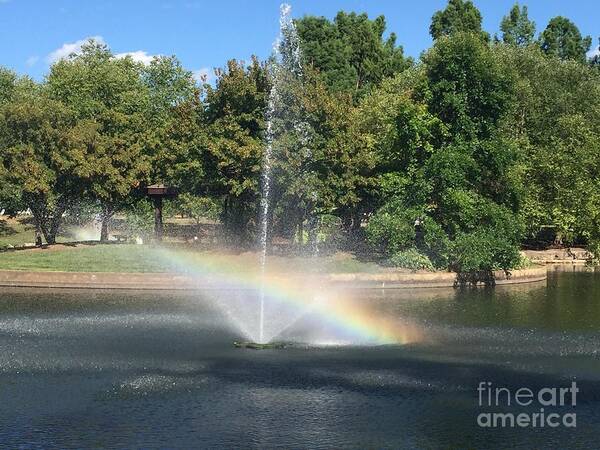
left=46, top=40, right=151, bottom=217
left=295, top=11, right=411, bottom=99
left=1, top=4, right=599, bottom=272
left=388, top=248, right=434, bottom=271
left=123, top=199, right=154, bottom=240
left=449, top=227, right=522, bottom=274
left=141, top=56, right=205, bottom=193
left=430, top=0, right=489, bottom=41
left=422, top=32, right=515, bottom=141
left=0, top=67, right=17, bottom=106
left=203, top=58, right=267, bottom=241
left=0, top=81, right=83, bottom=243
left=366, top=204, right=419, bottom=255
left=500, top=3, right=535, bottom=47
left=421, top=217, right=451, bottom=268
left=177, top=192, right=221, bottom=223
left=539, top=16, right=592, bottom=62
left=495, top=45, right=600, bottom=243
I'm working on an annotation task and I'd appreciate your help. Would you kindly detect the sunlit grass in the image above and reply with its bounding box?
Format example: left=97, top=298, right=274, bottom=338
left=0, top=244, right=384, bottom=274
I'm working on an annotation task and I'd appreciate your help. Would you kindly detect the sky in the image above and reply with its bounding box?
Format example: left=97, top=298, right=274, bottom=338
left=0, top=0, right=598, bottom=82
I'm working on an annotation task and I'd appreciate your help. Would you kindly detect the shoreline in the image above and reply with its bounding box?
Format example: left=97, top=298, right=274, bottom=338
left=0, top=266, right=548, bottom=290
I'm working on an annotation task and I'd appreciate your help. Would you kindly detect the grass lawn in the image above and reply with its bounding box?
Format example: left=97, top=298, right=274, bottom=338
left=0, top=217, right=38, bottom=248
left=0, top=216, right=72, bottom=248
left=0, top=244, right=386, bottom=274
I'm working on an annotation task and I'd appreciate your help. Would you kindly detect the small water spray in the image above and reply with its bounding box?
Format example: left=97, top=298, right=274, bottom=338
left=257, top=3, right=306, bottom=344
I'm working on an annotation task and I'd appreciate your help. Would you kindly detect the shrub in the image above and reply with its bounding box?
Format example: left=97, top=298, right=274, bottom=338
left=421, top=217, right=450, bottom=268
left=449, top=226, right=522, bottom=284
left=389, top=248, right=434, bottom=271
left=366, top=204, right=420, bottom=255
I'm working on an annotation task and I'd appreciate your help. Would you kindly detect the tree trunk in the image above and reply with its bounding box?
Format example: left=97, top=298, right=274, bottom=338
left=29, top=197, right=66, bottom=245
left=33, top=214, right=43, bottom=246
left=153, top=196, right=163, bottom=242
left=100, top=220, right=109, bottom=242
left=46, top=204, right=66, bottom=245
left=100, top=205, right=113, bottom=242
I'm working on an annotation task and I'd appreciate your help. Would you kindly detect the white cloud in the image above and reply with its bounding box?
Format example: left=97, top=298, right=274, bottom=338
left=46, top=36, right=160, bottom=67
left=46, top=35, right=105, bottom=63
left=587, top=47, right=600, bottom=60
left=114, top=50, right=157, bottom=65
left=25, top=55, right=39, bottom=67
left=192, top=67, right=212, bottom=84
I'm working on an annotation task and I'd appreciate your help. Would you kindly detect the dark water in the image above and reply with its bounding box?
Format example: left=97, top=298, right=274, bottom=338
left=1, top=267, right=600, bottom=449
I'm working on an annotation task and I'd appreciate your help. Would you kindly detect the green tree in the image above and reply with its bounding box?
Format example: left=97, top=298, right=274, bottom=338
left=500, top=3, right=535, bottom=47
left=421, top=32, right=515, bottom=142
left=0, top=82, right=82, bottom=244
left=495, top=45, right=600, bottom=248
left=295, top=11, right=410, bottom=99
left=0, top=68, right=22, bottom=214
left=366, top=32, right=523, bottom=273
left=539, top=16, right=592, bottom=62
left=0, top=68, right=17, bottom=105
left=203, top=58, right=268, bottom=244
left=430, top=0, right=490, bottom=41
left=141, top=56, right=205, bottom=196
left=271, top=67, right=373, bottom=248
left=46, top=40, right=151, bottom=241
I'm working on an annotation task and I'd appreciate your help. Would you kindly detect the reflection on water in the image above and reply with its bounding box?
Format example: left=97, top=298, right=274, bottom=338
left=1, top=270, right=600, bottom=448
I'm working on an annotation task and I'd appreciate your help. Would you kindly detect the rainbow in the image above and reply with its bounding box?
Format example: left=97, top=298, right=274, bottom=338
left=154, top=247, right=422, bottom=346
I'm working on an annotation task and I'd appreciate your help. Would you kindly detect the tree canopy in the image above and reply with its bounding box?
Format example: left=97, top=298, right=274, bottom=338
left=429, top=0, right=490, bottom=42
left=295, top=11, right=411, bottom=99
left=500, top=3, right=535, bottom=47
left=1, top=1, right=599, bottom=272
left=539, top=16, right=592, bottom=62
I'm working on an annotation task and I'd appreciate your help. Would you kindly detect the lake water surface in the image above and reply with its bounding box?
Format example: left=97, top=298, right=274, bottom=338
left=1, top=267, right=599, bottom=448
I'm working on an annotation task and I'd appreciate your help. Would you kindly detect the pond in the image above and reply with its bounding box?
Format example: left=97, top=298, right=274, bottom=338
left=1, top=267, right=599, bottom=448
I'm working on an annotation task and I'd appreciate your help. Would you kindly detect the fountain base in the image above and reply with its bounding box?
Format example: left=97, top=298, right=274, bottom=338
left=233, top=341, right=288, bottom=350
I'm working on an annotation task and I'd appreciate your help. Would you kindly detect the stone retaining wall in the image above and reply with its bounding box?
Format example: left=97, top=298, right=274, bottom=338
left=0, top=266, right=547, bottom=290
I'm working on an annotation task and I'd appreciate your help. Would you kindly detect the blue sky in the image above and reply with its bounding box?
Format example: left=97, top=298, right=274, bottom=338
left=0, top=0, right=597, bottom=82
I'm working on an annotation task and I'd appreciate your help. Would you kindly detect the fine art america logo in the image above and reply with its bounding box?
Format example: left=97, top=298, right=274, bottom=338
left=477, top=381, right=578, bottom=428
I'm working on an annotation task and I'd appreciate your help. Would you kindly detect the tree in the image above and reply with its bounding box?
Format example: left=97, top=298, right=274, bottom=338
left=270, top=67, right=373, bottom=248
left=430, top=0, right=490, bottom=42
left=142, top=56, right=206, bottom=193
left=176, top=192, right=221, bottom=237
left=495, top=44, right=600, bottom=248
left=366, top=32, right=523, bottom=274
left=0, top=68, right=17, bottom=105
left=46, top=40, right=151, bottom=241
left=421, top=32, right=515, bottom=142
left=0, top=68, right=22, bottom=214
left=203, top=58, right=269, bottom=244
left=500, top=3, right=535, bottom=47
left=0, top=82, right=83, bottom=244
left=539, top=16, right=592, bottom=62
left=295, top=11, right=411, bottom=99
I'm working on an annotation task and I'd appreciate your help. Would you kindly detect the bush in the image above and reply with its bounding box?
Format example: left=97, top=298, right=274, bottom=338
left=421, top=217, right=450, bottom=268
left=366, top=203, right=420, bottom=255
left=449, top=226, right=522, bottom=283
left=388, top=248, right=434, bottom=271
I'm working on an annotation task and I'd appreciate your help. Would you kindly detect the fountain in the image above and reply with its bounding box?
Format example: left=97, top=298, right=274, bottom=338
left=253, top=3, right=312, bottom=347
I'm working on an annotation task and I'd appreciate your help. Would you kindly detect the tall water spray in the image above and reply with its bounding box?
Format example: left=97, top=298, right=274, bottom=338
left=258, top=3, right=305, bottom=343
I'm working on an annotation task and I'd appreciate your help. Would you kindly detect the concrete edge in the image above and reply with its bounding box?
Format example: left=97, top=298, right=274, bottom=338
left=0, top=267, right=548, bottom=290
